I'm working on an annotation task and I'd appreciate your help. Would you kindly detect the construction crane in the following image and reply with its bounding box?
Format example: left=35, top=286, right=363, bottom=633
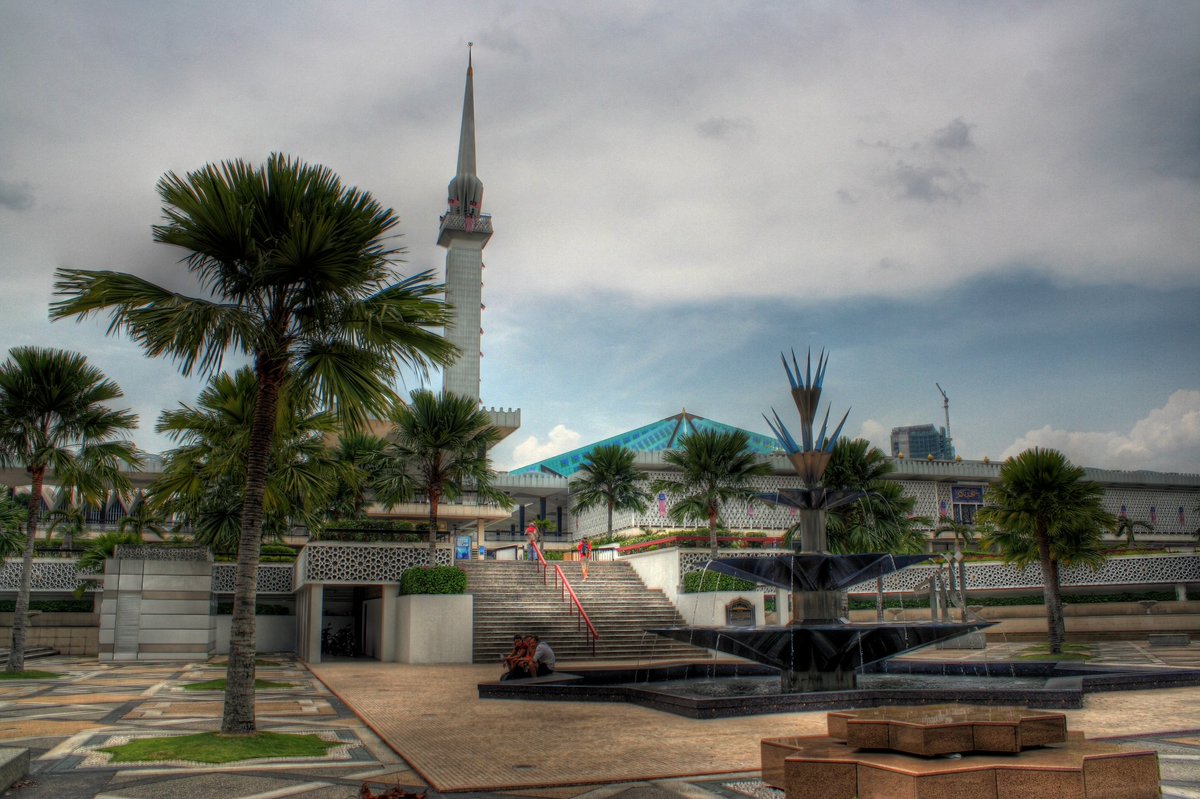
left=935, top=383, right=952, bottom=458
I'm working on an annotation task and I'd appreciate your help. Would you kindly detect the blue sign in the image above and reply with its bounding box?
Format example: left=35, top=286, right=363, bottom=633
left=454, top=535, right=472, bottom=560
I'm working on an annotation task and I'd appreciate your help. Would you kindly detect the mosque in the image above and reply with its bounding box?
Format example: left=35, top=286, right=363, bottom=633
left=431, top=54, right=1200, bottom=556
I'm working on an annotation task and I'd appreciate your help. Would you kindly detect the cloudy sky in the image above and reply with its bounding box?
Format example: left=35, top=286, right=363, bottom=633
left=2, top=1, right=1198, bottom=473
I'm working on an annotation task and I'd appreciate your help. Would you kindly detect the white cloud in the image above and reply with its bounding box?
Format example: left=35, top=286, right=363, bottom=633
left=507, top=424, right=583, bottom=470
left=858, top=419, right=890, bottom=453
left=1002, top=390, right=1200, bottom=472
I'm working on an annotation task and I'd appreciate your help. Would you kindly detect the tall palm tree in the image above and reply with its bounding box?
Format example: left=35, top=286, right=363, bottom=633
left=0, top=347, right=139, bottom=672
left=976, top=448, right=1116, bottom=654
left=376, top=390, right=512, bottom=556
left=50, top=154, right=455, bottom=734
left=570, top=444, right=651, bottom=538
left=151, top=368, right=340, bottom=554
left=652, top=429, right=771, bottom=558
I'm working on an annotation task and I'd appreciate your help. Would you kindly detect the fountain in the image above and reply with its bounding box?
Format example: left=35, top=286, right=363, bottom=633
left=648, top=349, right=991, bottom=692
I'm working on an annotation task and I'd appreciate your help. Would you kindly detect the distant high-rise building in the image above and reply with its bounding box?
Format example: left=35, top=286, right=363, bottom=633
left=891, top=424, right=955, bottom=461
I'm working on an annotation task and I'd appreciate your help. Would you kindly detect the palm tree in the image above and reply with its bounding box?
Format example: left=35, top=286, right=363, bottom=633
left=0, top=347, right=139, bottom=672
left=652, top=429, right=771, bottom=558
left=151, top=368, right=340, bottom=554
left=327, top=431, right=390, bottom=522
left=50, top=154, right=455, bottom=734
left=118, top=490, right=170, bottom=541
left=45, top=487, right=88, bottom=551
left=376, top=390, right=512, bottom=556
left=933, top=519, right=977, bottom=616
left=976, top=448, right=1116, bottom=654
left=817, top=439, right=927, bottom=555
left=0, top=497, right=27, bottom=562
left=1111, top=517, right=1152, bottom=546
left=570, top=444, right=651, bottom=538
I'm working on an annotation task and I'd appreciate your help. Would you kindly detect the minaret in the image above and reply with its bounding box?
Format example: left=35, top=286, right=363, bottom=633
left=438, top=45, right=492, bottom=402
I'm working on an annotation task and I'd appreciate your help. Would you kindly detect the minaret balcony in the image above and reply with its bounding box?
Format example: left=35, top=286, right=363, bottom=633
left=437, top=212, right=493, bottom=246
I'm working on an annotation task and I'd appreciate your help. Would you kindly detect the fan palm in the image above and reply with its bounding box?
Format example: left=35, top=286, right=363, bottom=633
left=652, top=429, right=771, bottom=558
left=151, top=367, right=340, bottom=554
left=0, top=347, right=139, bottom=672
left=976, top=448, right=1116, bottom=654
left=0, top=498, right=27, bottom=562
left=118, top=490, right=170, bottom=541
left=45, top=488, right=89, bottom=551
left=570, top=444, right=651, bottom=538
left=327, top=430, right=390, bottom=522
left=375, top=390, right=512, bottom=556
left=50, top=154, right=455, bottom=733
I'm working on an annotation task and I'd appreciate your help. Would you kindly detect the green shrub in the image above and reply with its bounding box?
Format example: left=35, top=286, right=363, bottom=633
left=543, top=550, right=565, bottom=561
left=400, top=566, right=467, bottom=595
left=682, top=571, right=757, bottom=593
left=846, top=589, right=1178, bottom=611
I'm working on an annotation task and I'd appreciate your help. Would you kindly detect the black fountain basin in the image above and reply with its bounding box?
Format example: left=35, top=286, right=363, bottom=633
left=646, top=622, right=995, bottom=675
left=477, top=660, right=1200, bottom=719
left=701, top=553, right=933, bottom=592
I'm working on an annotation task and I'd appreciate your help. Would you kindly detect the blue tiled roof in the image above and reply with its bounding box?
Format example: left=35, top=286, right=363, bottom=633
left=509, top=411, right=782, bottom=478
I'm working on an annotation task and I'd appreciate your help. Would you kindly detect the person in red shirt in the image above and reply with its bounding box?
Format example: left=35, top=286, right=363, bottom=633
left=578, top=538, right=592, bottom=581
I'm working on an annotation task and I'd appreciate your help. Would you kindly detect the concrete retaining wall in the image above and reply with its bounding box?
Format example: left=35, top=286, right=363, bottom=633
left=675, top=591, right=765, bottom=627
left=215, top=615, right=297, bottom=654
left=0, top=612, right=98, bottom=655
left=395, top=594, right=472, bottom=663
left=100, top=558, right=215, bottom=661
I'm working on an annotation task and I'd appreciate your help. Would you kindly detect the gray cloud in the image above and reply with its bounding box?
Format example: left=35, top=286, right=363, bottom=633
left=695, top=116, right=755, bottom=141
left=0, top=179, right=33, bottom=211
left=932, top=118, right=974, bottom=151
left=888, top=161, right=982, bottom=203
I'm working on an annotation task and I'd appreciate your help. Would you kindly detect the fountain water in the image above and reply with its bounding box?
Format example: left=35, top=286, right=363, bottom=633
left=648, top=349, right=991, bottom=692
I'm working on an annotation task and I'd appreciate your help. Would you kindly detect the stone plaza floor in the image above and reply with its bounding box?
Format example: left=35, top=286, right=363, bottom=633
left=0, top=642, right=1198, bottom=798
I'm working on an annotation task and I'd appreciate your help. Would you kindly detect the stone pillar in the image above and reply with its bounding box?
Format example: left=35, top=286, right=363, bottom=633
left=475, top=519, right=486, bottom=560
left=298, top=584, right=323, bottom=663
left=1177, top=583, right=1189, bottom=601
left=378, top=589, right=398, bottom=662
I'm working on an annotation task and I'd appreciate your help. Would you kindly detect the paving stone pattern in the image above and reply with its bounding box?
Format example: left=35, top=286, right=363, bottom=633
left=1, top=643, right=1199, bottom=798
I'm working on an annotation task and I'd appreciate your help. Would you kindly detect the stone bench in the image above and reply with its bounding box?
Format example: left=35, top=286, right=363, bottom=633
left=1148, top=633, right=1191, bottom=647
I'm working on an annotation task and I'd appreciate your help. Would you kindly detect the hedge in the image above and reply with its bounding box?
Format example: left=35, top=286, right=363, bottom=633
left=682, top=571, right=757, bottom=593
left=400, top=566, right=467, bottom=595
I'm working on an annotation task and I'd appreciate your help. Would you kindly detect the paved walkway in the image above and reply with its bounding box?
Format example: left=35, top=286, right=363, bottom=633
left=1, top=643, right=1199, bottom=798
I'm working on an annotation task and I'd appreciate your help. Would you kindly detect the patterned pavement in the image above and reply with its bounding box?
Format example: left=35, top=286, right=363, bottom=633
left=0, top=643, right=1198, bottom=798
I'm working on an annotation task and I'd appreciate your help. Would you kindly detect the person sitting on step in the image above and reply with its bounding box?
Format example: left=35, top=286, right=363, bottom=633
left=527, top=634, right=556, bottom=678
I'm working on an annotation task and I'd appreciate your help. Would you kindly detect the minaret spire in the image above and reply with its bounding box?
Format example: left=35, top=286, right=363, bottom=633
left=446, top=42, right=483, bottom=230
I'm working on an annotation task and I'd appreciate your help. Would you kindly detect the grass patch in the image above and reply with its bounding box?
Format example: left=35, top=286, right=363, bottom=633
left=0, top=670, right=59, bottom=680
left=1017, top=643, right=1093, bottom=661
left=100, top=731, right=337, bottom=764
left=183, top=678, right=296, bottom=692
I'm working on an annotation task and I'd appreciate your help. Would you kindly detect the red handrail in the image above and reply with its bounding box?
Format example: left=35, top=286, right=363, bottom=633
left=530, top=542, right=599, bottom=655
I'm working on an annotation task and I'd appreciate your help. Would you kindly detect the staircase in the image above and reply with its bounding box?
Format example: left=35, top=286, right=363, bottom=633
left=460, top=559, right=710, bottom=664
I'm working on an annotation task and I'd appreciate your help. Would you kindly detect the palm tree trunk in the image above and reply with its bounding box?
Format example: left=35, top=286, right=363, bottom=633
left=427, top=486, right=440, bottom=562
left=1036, top=525, right=1065, bottom=655
left=7, top=468, right=44, bottom=673
left=606, top=501, right=613, bottom=537
left=708, top=508, right=719, bottom=559
left=221, top=365, right=284, bottom=735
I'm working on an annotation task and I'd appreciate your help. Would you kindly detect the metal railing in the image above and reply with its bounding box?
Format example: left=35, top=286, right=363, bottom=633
left=530, top=541, right=598, bottom=656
